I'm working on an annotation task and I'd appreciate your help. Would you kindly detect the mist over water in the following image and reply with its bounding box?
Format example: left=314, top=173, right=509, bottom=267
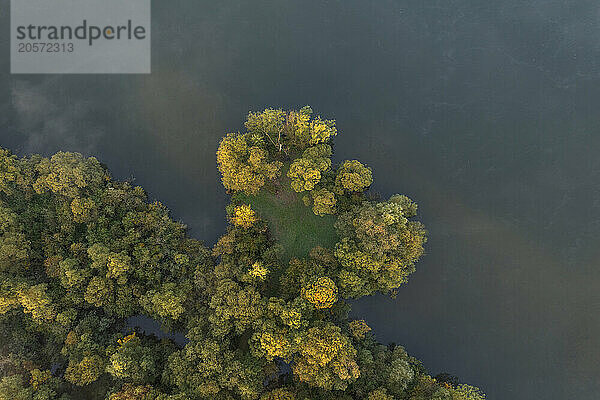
left=2, top=1, right=600, bottom=398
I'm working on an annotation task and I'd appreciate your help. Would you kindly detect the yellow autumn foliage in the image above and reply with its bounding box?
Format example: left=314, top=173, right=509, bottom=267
left=248, top=262, right=269, bottom=280
left=302, top=277, right=338, bottom=309
left=293, top=323, right=359, bottom=390
left=216, top=133, right=282, bottom=194
left=335, top=159, right=373, bottom=193
left=118, top=332, right=137, bottom=346
left=258, top=330, right=293, bottom=360
left=286, top=106, right=338, bottom=148
left=17, top=284, right=56, bottom=321
left=232, top=204, right=259, bottom=228
left=29, top=369, right=51, bottom=389
left=311, top=188, right=337, bottom=216
left=287, top=158, right=323, bottom=192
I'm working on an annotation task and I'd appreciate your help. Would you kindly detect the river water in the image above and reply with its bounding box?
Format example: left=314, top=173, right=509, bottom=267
left=1, top=1, right=600, bottom=399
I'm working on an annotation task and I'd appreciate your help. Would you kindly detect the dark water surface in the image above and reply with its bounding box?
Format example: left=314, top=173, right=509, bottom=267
left=2, top=1, right=600, bottom=398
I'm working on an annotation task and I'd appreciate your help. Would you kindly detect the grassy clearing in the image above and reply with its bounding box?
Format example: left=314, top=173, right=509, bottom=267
left=236, top=181, right=338, bottom=262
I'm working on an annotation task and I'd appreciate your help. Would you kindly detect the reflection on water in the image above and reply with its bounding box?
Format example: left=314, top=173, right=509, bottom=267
left=126, top=315, right=188, bottom=347
left=1, top=1, right=600, bottom=398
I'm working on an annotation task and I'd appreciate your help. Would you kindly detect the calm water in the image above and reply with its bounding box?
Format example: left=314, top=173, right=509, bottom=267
left=2, top=1, right=600, bottom=398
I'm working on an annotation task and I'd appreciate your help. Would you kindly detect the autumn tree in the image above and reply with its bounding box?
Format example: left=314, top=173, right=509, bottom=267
left=0, top=148, right=207, bottom=398
left=287, top=144, right=332, bottom=193
left=334, top=195, right=427, bottom=297
left=302, top=277, right=338, bottom=309
left=231, top=205, right=259, bottom=228
left=217, top=133, right=283, bottom=194
left=292, top=323, right=359, bottom=390
left=308, top=188, right=337, bottom=216
left=106, top=332, right=173, bottom=384
left=108, top=383, right=158, bottom=400
left=335, top=160, right=373, bottom=194
left=261, top=388, right=296, bottom=400
left=0, top=106, right=484, bottom=400
left=285, top=106, right=338, bottom=149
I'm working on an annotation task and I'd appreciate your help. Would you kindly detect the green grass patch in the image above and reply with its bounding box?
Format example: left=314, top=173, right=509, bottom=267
left=236, top=183, right=338, bottom=262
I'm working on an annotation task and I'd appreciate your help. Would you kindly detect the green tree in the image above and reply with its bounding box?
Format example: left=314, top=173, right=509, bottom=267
left=334, top=195, right=427, bottom=297
left=260, top=388, right=296, bottom=400
left=17, top=284, right=56, bottom=322
left=0, top=107, right=485, bottom=400
left=32, top=151, right=106, bottom=197
left=245, top=108, right=287, bottom=153
left=141, top=283, right=187, bottom=320
left=0, top=375, right=35, bottom=400
left=65, top=355, right=105, bottom=386
left=108, top=384, right=158, bottom=400
left=166, top=337, right=264, bottom=399
left=106, top=333, right=173, bottom=385
left=450, top=384, right=486, bottom=400
left=208, top=279, right=265, bottom=336
left=292, top=323, right=359, bottom=390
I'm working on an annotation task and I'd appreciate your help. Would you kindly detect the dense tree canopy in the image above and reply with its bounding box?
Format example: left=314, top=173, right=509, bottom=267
left=0, top=107, right=484, bottom=400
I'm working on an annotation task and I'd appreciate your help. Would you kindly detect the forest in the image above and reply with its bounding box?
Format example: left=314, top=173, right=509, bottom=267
left=0, top=107, right=485, bottom=400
